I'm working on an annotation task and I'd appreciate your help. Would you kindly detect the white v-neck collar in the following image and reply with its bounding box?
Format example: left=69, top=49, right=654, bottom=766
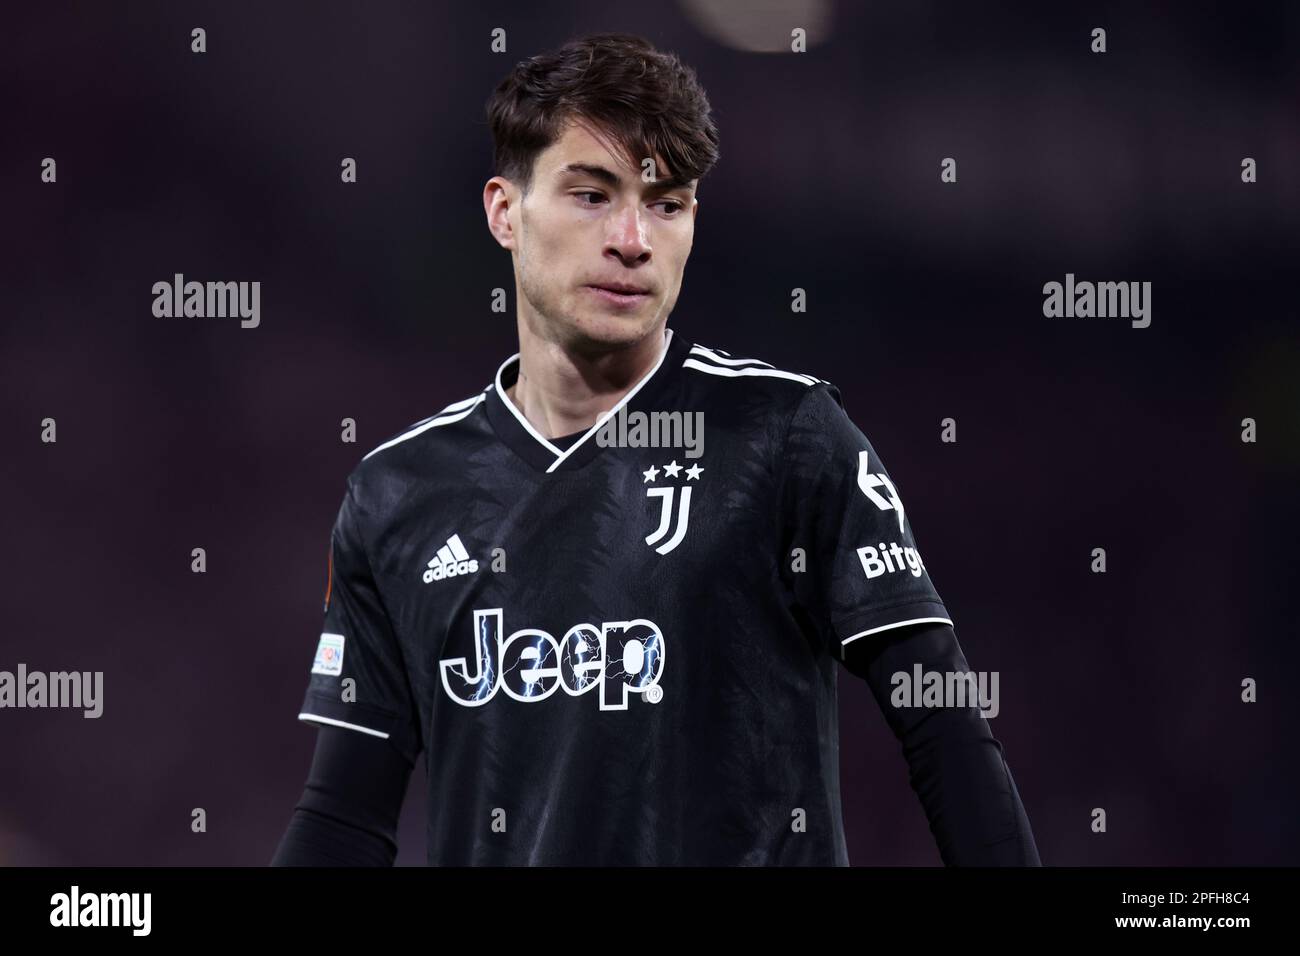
left=493, top=328, right=676, bottom=474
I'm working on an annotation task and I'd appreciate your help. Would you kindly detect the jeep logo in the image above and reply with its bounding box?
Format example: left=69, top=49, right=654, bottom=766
left=438, top=608, right=665, bottom=710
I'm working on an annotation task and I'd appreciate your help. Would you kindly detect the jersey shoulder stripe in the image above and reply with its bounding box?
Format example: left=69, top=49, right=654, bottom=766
left=683, top=343, right=824, bottom=386
left=361, top=388, right=489, bottom=461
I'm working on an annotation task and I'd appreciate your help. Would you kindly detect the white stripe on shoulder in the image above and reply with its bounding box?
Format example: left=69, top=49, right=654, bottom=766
left=362, top=392, right=486, bottom=460
left=689, top=344, right=775, bottom=369
left=686, top=344, right=822, bottom=385
left=683, top=357, right=818, bottom=386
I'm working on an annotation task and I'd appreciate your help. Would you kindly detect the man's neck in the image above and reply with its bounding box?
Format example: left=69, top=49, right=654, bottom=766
left=505, top=323, right=668, bottom=440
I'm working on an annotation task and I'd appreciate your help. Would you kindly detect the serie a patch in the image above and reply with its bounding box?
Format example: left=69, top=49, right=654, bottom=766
left=311, top=633, right=346, bottom=676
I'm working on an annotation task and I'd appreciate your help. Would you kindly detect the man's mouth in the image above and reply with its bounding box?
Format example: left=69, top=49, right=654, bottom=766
left=584, top=283, right=651, bottom=307
left=588, top=282, right=650, bottom=295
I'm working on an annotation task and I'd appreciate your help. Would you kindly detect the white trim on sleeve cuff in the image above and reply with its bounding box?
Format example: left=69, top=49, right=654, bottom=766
left=841, top=616, right=954, bottom=648
left=297, top=712, right=390, bottom=739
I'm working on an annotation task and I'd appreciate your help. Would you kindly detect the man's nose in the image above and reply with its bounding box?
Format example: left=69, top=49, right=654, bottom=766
left=604, top=204, right=651, bottom=264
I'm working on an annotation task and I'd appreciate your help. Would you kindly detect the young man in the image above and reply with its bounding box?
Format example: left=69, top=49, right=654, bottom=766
left=272, top=33, right=1039, bottom=866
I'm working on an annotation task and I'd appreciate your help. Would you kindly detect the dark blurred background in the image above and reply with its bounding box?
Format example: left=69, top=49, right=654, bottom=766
left=1, top=1, right=1296, bottom=865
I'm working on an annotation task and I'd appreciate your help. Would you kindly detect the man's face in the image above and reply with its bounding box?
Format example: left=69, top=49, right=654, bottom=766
left=486, top=119, right=699, bottom=353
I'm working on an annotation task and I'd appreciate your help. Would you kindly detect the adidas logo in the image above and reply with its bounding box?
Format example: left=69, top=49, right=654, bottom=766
left=422, top=533, right=479, bottom=583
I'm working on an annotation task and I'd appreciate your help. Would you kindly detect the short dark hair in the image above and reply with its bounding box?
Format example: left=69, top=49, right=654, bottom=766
left=486, top=33, right=720, bottom=196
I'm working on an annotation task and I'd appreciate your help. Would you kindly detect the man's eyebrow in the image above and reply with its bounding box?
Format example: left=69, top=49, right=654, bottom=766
left=650, top=173, right=697, bottom=193
left=556, top=162, right=696, bottom=193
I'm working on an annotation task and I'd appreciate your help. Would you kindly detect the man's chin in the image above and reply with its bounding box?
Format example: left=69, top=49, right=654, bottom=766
left=565, top=311, right=660, bottom=353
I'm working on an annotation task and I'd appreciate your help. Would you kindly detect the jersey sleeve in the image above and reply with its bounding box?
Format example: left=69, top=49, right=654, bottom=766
left=779, top=383, right=954, bottom=662
left=296, top=476, right=422, bottom=764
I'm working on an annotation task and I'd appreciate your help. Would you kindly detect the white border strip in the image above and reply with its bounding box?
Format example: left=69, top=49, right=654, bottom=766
left=494, top=352, right=565, bottom=456
left=491, top=329, right=677, bottom=473
left=840, top=616, right=954, bottom=649
left=297, top=712, right=391, bottom=739
left=545, top=328, right=676, bottom=473
left=689, top=345, right=825, bottom=383
left=682, top=358, right=817, bottom=386
left=688, top=344, right=775, bottom=368
left=362, top=394, right=486, bottom=460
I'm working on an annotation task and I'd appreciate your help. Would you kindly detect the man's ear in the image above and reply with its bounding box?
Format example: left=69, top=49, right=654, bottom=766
left=483, top=176, right=517, bottom=251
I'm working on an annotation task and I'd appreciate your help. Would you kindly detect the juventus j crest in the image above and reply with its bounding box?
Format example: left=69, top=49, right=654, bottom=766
left=642, top=458, right=702, bottom=555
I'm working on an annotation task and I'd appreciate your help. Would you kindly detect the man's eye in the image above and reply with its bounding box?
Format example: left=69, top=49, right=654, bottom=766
left=574, top=193, right=683, bottom=215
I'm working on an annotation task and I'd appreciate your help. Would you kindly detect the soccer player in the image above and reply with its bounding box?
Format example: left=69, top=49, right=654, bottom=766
left=272, top=33, right=1039, bottom=866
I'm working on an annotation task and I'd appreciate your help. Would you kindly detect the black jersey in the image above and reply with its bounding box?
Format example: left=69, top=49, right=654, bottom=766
left=294, top=327, right=954, bottom=865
